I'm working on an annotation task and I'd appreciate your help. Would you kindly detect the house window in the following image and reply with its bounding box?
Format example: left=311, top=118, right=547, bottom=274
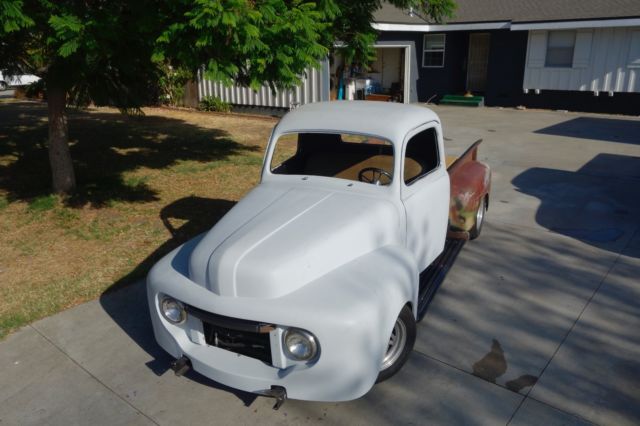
left=423, top=34, right=446, bottom=68
left=628, top=31, right=640, bottom=68
left=546, top=31, right=575, bottom=67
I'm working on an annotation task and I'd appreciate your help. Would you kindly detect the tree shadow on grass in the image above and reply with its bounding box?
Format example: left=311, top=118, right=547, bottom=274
left=106, top=195, right=237, bottom=294
left=99, top=196, right=260, bottom=406
left=0, top=101, right=261, bottom=207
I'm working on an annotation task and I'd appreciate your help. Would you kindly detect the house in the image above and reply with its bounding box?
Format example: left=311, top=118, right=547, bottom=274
left=197, top=0, right=640, bottom=115
left=372, top=0, right=640, bottom=114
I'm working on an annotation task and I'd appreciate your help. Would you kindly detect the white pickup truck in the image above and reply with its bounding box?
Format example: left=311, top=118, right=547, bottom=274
left=147, top=101, right=491, bottom=407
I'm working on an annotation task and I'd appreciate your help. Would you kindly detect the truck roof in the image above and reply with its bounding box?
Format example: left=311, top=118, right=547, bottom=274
left=274, top=101, right=440, bottom=144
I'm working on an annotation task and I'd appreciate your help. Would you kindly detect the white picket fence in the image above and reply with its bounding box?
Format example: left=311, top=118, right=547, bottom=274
left=197, top=59, right=330, bottom=109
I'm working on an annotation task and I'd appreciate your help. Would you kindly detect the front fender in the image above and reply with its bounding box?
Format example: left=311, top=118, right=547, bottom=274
left=297, top=242, right=419, bottom=361
left=147, top=242, right=419, bottom=401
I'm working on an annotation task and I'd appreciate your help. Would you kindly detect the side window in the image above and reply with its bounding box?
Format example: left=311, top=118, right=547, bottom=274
left=628, top=31, right=640, bottom=68
left=270, top=133, right=299, bottom=173
left=404, top=127, right=439, bottom=185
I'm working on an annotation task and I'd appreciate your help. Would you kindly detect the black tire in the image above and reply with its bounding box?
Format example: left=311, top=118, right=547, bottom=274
left=376, top=304, right=416, bottom=383
left=469, top=195, right=487, bottom=240
left=0, top=82, right=7, bottom=91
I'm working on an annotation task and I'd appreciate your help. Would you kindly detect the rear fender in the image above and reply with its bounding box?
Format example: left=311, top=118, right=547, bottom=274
left=448, top=143, right=491, bottom=232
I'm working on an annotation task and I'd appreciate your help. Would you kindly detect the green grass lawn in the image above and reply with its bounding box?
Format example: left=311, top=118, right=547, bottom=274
left=0, top=101, right=278, bottom=338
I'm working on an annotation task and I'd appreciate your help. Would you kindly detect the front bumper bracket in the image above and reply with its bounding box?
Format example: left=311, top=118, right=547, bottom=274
left=257, top=385, right=288, bottom=410
left=170, top=356, right=191, bottom=377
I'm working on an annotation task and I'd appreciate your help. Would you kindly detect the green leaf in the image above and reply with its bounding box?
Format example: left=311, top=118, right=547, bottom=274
left=220, top=11, right=236, bottom=27
left=49, top=14, right=83, bottom=34
left=58, top=40, right=79, bottom=57
left=0, top=0, right=34, bottom=33
left=151, top=51, right=165, bottom=63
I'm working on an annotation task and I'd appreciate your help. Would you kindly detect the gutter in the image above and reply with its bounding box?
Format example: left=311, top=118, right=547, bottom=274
left=373, top=17, right=640, bottom=32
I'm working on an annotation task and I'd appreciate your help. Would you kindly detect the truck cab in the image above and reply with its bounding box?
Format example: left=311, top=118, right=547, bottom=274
left=264, top=103, right=451, bottom=272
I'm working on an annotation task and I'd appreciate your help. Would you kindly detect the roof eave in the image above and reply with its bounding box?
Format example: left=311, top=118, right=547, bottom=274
left=373, top=17, right=640, bottom=32
left=510, top=17, right=640, bottom=30
left=372, top=21, right=510, bottom=32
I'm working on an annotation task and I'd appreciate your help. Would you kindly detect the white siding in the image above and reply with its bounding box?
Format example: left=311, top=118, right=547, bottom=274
left=523, top=27, right=640, bottom=93
left=197, top=59, right=330, bottom=108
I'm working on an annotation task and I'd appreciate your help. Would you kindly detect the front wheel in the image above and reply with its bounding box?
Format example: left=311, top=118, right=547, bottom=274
left=0, top=81, right=7, bottom=91
left=376, top=305, right=416, bottom=383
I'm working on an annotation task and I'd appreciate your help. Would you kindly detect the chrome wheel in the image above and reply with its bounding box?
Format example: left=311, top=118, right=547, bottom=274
left=470, top=196, right=486, bottom=240
left=381, top=317, right=407, bottom=370
left=476, top=197, right=485, bottom=230
left=377, top=305, right=416, bottom=383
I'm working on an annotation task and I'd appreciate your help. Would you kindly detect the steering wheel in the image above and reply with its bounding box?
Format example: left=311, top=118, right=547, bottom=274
left=358, top=167, right=392, bottom=186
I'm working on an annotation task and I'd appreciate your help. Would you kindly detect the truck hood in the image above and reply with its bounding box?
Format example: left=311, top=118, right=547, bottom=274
left=188, top=184, right=402, bottom=299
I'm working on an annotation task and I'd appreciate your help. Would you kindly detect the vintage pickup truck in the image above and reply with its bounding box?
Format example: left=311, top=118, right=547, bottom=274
left=147, top=101, right=491, bottom=407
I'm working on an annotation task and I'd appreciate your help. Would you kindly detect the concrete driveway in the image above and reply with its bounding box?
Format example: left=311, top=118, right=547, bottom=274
left=1, top=106, right=639, bottom=425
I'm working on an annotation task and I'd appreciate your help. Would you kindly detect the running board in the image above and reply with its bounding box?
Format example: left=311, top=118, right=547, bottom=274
left=417, top=238, right=466, bottom=321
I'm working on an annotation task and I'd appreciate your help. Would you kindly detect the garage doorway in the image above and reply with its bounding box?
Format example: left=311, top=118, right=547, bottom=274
left=330, top=45, right=411, bottom=103
left=467, top=33, right=491, bottom=92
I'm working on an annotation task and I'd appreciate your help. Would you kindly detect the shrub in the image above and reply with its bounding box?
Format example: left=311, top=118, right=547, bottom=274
left=199, top=96, right=232, bottom=113
left=157, top=63, right=193, bottom=107
left=14, top=79, right=46, bottom=100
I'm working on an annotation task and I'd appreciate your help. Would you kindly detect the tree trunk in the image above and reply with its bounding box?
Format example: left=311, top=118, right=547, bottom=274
left=47, top=86, right=76, bottom=194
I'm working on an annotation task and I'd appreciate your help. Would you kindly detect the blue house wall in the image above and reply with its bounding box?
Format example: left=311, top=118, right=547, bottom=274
left=376, top=30, right=528, bottom=105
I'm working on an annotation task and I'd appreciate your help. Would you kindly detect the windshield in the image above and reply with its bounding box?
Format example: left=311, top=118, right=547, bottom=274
left=270, top=132, right=394, bottom=186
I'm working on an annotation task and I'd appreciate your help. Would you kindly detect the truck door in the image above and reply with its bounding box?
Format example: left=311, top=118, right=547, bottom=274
left=401, top=123, right=449, bottom=272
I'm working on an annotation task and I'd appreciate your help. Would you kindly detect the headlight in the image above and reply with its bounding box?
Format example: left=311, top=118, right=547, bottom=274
left=160, top=297, right=186, bottom=324
left=282, top=328, right=318, bottom=361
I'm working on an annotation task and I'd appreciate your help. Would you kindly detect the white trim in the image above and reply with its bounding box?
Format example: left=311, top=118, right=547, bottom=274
left=373, top=17, right=640, bottom=32
left=372, top=43, right=412, bottom=103
left=511, top=18, right=640, bottom=31
left=372, top=22, right=510, bottom=32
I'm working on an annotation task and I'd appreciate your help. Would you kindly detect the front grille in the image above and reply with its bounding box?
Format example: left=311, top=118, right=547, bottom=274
left=185, top=305, right=273, bottom=364
left=202, top=322, right=272, bottom=364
